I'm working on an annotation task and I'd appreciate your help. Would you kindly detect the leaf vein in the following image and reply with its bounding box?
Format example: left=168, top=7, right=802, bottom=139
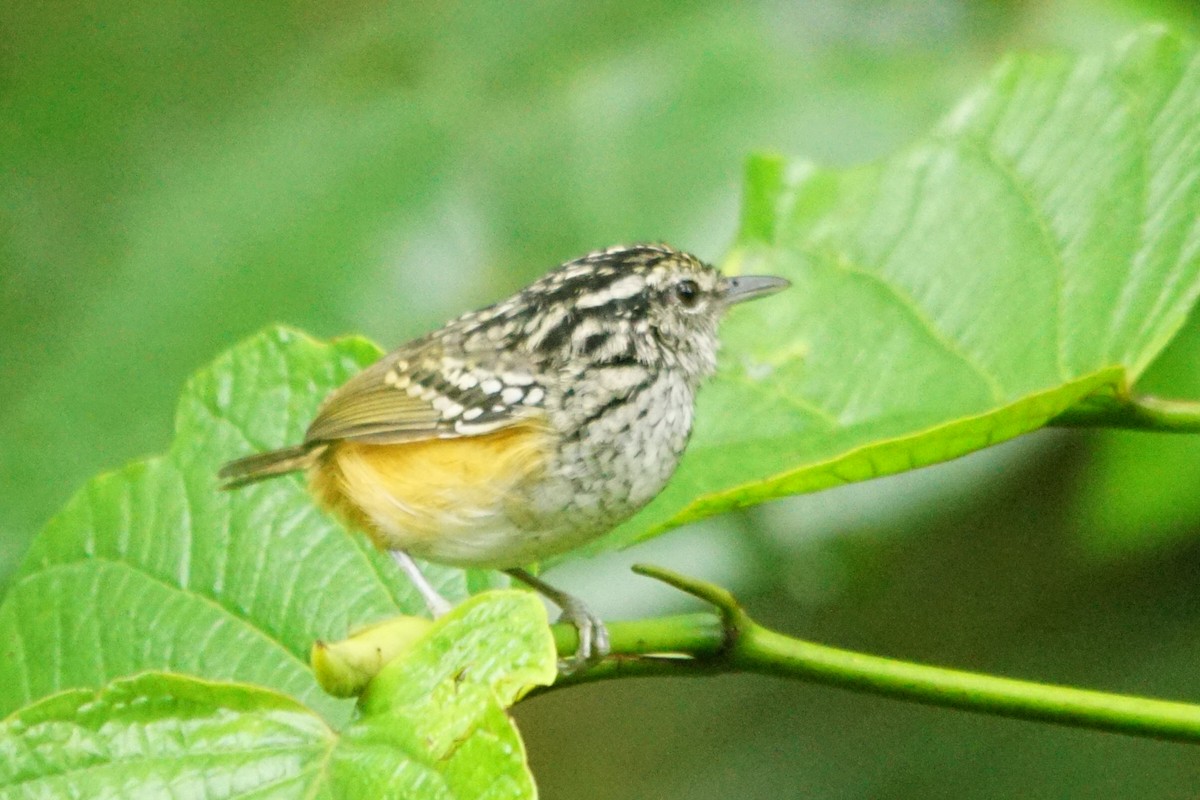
left=804, top=245, right=1006, bottom=403
left=16, top=556, right=314, bottom=673
left=949, top=132, right=1071, bottom=383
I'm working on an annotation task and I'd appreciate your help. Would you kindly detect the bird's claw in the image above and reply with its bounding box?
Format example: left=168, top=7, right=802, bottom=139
left=556, top=598, right=610, bottom=675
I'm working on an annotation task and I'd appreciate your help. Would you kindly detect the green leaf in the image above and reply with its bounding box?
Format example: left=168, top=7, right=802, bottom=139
left=0, top=675, right=333, bottom=800
left=599, top=27, right=1200, bottom=549
left=0, top=591, right=556, bottom=799
left=0, top=328, right=500, bottom=722
left=334, top=591, right=556, bottom=798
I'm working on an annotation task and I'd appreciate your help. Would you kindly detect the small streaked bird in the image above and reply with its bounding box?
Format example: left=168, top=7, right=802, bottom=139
left=219, top=243, right=788, bottom=669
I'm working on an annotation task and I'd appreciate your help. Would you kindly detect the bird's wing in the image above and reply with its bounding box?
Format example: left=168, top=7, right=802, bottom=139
left=304, top=342, right=548, bottom=445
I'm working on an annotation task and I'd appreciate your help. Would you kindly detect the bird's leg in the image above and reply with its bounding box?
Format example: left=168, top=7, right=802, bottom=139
left=505, top=567, right=609, bottom=673
left=390, top=550, right=454, bottom=618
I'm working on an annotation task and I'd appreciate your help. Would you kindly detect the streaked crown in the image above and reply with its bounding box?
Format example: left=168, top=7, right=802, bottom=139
left=447, top=243, right=785, bottom=384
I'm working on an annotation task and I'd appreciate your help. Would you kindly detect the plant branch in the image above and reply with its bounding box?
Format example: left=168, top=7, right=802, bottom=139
left=541, top=566, right=1200, bottom=744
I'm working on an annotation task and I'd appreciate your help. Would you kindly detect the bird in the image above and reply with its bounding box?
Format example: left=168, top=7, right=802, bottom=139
left=218, top=243, right=788, bottom=670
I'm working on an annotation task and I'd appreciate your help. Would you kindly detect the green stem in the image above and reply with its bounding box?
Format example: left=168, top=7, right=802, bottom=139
left=550, top=612, right=725, bottom=658
left=1053, top=392, right=1200, bottom=432
left=736, top=626, right=1200, bottom=742
left=543, top=567, right=1200, bottom=743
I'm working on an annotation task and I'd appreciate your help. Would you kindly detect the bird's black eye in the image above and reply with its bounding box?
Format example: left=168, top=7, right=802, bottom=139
left=673, top=279, right=701, bottom=308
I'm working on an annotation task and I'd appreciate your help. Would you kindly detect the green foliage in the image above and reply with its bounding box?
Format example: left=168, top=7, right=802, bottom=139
left=601, top=28, right=1200, bottom=549
left=0, top=591, right=555, bottom=799
left=1, top=22, right=1199, bottom=800
left=0, top=330, right=506, bottom=725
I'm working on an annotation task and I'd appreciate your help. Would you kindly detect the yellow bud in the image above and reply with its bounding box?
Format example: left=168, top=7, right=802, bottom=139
left=311, top=615, right=434, bottom=697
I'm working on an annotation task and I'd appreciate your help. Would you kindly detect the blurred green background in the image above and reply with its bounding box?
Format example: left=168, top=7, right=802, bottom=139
left=4, top=0, right=1200, bottom=796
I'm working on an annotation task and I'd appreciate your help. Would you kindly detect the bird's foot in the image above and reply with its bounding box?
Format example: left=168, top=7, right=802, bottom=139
left=554, top=596, right=610, bottom=675
left=505, top=567, right=609, bottom=674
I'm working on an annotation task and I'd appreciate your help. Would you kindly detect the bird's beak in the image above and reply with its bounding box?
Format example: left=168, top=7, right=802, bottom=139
left=721, top=274, right=791, bottom=305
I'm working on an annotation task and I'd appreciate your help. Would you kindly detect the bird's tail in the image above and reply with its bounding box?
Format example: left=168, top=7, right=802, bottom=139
left=218, top=443, right=327, bottom=489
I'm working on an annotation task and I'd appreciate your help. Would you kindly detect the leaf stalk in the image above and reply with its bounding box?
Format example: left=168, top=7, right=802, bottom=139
left=1054, top=392, right=1200, bottom=432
